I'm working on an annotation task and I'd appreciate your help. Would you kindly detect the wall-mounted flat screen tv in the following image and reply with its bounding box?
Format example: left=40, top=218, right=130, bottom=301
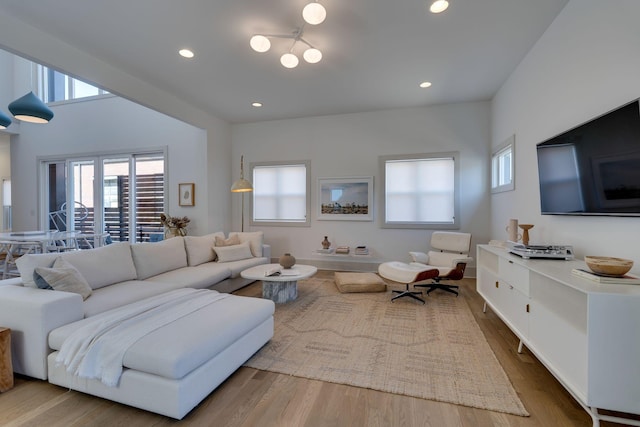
left=537, top=99, right=640, bottom=216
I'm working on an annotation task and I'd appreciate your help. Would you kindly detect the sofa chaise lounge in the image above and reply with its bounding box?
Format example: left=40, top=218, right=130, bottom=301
left=0, top=231, right=275, bottom=419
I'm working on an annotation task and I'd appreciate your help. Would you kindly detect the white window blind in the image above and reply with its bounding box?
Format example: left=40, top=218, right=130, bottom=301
left=384, top=156, right=456, bottom=226
left=253, top=163, right=308, bottom=223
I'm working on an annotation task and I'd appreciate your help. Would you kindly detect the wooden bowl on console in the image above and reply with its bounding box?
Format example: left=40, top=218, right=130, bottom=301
left=584, top=256, right=633, bottom=276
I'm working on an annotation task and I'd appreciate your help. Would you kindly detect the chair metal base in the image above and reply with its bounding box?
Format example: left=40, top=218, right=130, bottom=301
left=415, top=282, right=459, bottom=296
left=391, top=284, right=425, bottom=304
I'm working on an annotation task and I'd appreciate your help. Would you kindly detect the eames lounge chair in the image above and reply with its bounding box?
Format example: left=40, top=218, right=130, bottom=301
left=378, top=231, right=473, bottom=301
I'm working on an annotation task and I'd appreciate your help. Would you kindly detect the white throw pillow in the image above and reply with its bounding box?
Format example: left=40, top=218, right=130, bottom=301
left=228, top=231, right=264, bottom=257
left=184, top=232, right=224, bottom=266
left=61, top=242, right=138, bottom=290
left=34, top=257, right=92, bottom=300
left=215, top=241, right=254, bottom=262
left=130, top=236, right=188, bottom=280
left=16, top=252, right=61, bottom=288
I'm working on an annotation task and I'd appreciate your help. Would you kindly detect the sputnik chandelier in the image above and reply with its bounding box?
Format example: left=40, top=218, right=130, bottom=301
left=249, top=1, right=326, bottom=69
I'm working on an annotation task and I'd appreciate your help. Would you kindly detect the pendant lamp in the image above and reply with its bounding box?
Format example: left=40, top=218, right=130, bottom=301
left=8, top=91, right=54, bottom=124
left=0, top=110, right=11, bottom=129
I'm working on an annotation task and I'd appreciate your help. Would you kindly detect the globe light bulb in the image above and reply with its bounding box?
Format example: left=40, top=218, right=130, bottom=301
left=280, top=53, right=299, bottom=68
left=303, top=48, right=322, bottom=64
left=302, top=2, right=326, bottom=25
left=250, top=35, right=271, bottom=53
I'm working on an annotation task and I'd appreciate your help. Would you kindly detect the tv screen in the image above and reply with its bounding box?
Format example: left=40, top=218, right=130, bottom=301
left=536, top=99, right=640, bottom=216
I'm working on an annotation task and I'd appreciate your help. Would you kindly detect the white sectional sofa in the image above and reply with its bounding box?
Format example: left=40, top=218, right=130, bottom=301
left=0, top=231, right=275, bottom=419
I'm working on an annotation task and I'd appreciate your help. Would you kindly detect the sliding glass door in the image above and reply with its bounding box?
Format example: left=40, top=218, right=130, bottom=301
left=41, top=151, right=165, bottom=242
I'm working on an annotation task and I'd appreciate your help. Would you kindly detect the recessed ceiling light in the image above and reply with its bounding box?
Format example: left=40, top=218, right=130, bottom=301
left=178, top=49, right=195, bottom=59
left=252, top=102, right=263, bottom=107
left=419, top=81, right=432, bottom=88
left=429, top=0, right=449, bottom=13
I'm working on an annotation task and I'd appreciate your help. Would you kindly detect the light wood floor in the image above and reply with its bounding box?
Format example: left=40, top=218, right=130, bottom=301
left=0, top=271, right=629, bottom=426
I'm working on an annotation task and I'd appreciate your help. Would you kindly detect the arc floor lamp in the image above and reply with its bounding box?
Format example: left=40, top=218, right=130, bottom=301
left=230, top=155, right=253, bottom=232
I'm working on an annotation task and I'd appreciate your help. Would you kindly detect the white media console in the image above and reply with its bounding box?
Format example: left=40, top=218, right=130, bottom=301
left=477, top=244, right=640, bottom=427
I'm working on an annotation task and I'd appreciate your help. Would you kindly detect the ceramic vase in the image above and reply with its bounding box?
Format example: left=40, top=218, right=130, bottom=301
left=321, top=236, right=331, bottom=249
left=279, top=253, right=296, bottom=269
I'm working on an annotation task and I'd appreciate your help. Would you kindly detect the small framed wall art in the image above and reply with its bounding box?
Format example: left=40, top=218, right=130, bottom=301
left=318, top=176, right=373, bottom=221
left=179, top=183, right=195, bottom=206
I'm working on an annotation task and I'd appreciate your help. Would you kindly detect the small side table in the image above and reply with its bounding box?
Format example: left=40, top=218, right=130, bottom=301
left=0, top=327, right=13, bottom=392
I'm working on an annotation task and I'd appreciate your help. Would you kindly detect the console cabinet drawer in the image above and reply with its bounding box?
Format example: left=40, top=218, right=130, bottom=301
left=499, top=257, right=530, bottom=296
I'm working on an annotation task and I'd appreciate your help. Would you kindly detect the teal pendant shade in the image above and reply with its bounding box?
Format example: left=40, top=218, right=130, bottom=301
left=0, top=110, right=11, bottom=129
left=8, top=91, right=54, bottom=124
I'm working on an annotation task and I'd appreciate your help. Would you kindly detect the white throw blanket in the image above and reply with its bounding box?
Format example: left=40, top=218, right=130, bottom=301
left=56, top=288, right=230, bottom=387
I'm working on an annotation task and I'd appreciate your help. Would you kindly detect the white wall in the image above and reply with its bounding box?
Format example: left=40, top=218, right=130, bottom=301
left=10, top=94, right=209, bottom=235
left=232, top=102, right=491, bottom=267
left=491, top=0, right=640, bottom=273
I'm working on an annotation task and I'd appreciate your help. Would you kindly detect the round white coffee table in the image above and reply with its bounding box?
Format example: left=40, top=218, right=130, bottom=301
left=241, top=263, right=317, bottom=303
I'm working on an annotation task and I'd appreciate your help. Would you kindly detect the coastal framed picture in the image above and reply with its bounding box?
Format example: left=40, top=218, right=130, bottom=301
left=317, top=177, right=373, bottom=221
left=179, top=183, right=195, bottom=206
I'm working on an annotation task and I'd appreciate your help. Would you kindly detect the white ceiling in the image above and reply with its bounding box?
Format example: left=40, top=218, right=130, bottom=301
left=0, top=0, right=568, bottom=124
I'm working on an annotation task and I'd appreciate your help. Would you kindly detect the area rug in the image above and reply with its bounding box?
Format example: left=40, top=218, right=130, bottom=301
left=244, top=276, right=529, bottom=416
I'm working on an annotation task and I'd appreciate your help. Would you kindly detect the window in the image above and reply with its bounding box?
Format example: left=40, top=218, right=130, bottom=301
left=381, top=152, right=459, bottom=229
left=251, top=161, right=310, bottom=227
left=40, top=150, right=166, bottom=243
left=491, top=135, right=515, bottom=193
left=36, top=64, right=109, bottom=104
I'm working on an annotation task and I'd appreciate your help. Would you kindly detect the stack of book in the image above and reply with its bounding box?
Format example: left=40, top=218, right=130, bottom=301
left=354, top=245, right=369, bottom=255
left=335, top=246, right=350, bottom=254
left=571, top=268, right=640, bottom=285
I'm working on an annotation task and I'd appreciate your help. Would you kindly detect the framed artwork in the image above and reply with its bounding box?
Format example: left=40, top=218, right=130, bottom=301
left=318, top=177, right=373, bottom=221
left=179, top=183, right=195, bottom=206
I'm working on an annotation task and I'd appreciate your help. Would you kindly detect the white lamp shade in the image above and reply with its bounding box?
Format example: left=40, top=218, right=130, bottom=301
left=250, top=35, right=271, bottom=53
left=302, top=2, right=326, bottom=25
left=280, top=53, right=299, bottom=68
left=430, top=0, right=449, bottom=13
left=303, top=48, right=322, bottom=63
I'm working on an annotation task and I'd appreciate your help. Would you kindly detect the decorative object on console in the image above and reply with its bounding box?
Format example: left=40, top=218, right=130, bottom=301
left=518, top=224, right=533, bottom=245
left=506, top=218, right=521, bottom=242
left=160, top=213, right=190, bottom=238
left=279, top=253, right=296, bottom=269
left=507, top=243, right=574, bottom=260
left=584, top=256, right=633, bottom=277
left=571, top=268, right=640, bottom=285
left=321, top=236, right=331, bottom=249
